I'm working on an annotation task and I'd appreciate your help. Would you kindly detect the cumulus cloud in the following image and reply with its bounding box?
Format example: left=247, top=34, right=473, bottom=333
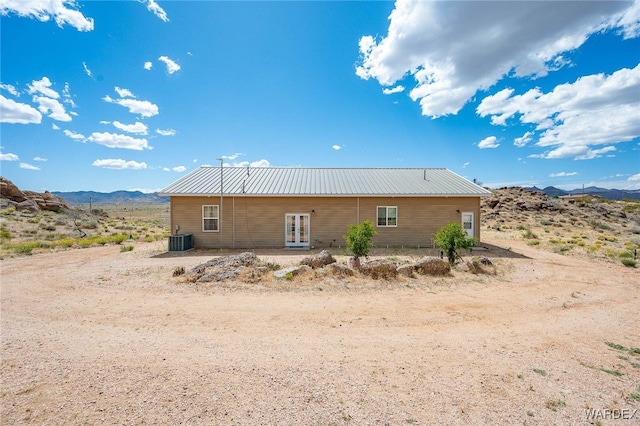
left=144, top=61, right=153, bottom=70
left=0, top=0, right=94, bottom=31
left=87, top=132, right=150, bottom=150
left=63, top=129, right=85, bottom=140
left=233, top=159, right=271, bottom=168
left=629, top=173, right=640, bottom=182
left=382, top=85, right=405, bottom=95
left=33, top=156, right=47, bottom=162
left=114, top=87, right=135, bottom=98
left=156, top=128, right=176, bottom=136
left=33, top=96, right=72, bottom=121
left=145, top=0, right=168, bottom=22
left=355, top=0, right=635, bottom=118
left=332, top=145, right=342, bottom=150
left=27, top=77, right=59, bottom=99
left=92, top=159, right=148, bottom=170
left=158, top=56, right=180, bottom=74
left=478, top=64, right=640, bottom=159
left=0, top=95, right=42, bottom=124
left=103, top=90, right=159, bottom=118
left=112, top=121, right=148, bottom=134
left=19, top=162, right=40, bottom=170
left=221, top=153, right=243, bottom=161
left=514, top=131, right=534, bottom=148
left=172, top=166, right=186, bottom=172
left=52, top=123, right=60, bottom=130
left=549, top=171, right=578, bottom=178
left=478, top=136, right=499, bottom=149
left=0, top=83, right=19, bottom=97
left=0, top=152, right=19, bottom=161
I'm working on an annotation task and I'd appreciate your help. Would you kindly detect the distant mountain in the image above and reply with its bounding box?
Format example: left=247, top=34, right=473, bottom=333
left=52, top=190, right=169, bottom=205
left=525, top=186, right=640, bottom=201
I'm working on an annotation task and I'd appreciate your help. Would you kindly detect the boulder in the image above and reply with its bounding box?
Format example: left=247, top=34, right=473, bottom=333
left=414, top=256, right=451, bottom=276
left=359, top=259, right=398, bottom=280
left=274, top=265, right=312, bottom=279
left=300, top=250, right=336, bottom=269
left=0, top=177, right=27, bottom=202
left=325, top=263, right=354, bottom=277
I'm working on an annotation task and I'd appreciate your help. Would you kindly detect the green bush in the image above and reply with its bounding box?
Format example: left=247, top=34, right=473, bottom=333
left=434, top=222, right=477, bottom=265
left=621, top=258, right=637, bottom=268
left=343, top=220, right=376, bottom=261
left=120, top=245, right=134, bottom=252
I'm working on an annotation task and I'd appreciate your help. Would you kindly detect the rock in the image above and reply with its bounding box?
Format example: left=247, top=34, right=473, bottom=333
left=300, top=250, right=336, bottom=269
left=274, top=265, right=311, bottom=279
left=397, top=264, right=415, bottom=277
left=414, top=257, right=451, bottom=276
left=359, top=259, right=398, bottom=280
left=466, top=257, right=496, bottom=275
left=0, top=177, right=27, bottom=202
left=325, top=263, right=354, bottom=277
left=14, top=199, right=40, bottom=212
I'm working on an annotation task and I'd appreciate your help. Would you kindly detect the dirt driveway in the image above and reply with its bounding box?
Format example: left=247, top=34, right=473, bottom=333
left=1, top=236, right=639, bottom=425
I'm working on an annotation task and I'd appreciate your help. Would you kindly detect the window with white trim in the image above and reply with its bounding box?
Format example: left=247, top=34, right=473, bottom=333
left=202, top=205, right=219, bottom=232
left=377, top=206, right=397, bottom=227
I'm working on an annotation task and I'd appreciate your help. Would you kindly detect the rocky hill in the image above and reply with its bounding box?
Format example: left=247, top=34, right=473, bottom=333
left=1, top=177, right=69, bottom=212
left=481, top=187, right=639, bottom=263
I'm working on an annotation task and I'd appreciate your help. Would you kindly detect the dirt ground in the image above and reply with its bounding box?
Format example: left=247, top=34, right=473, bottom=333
left=1, top=233, right=639, bottom=425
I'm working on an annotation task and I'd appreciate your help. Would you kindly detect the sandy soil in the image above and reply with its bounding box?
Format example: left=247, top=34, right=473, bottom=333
left=1, top=234, right=639, bottom=425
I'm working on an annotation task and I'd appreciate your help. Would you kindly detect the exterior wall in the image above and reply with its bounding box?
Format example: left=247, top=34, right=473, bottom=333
left=169, top=195, right=481, bottom=249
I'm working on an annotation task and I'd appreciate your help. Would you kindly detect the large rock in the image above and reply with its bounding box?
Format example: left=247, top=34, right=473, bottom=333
left=0, top=177, right=69, bottom=211
left=300, top=250, right=336, bottom=269
left=414, top=257, right=451, bottom=276
left=0, top=177, right=27, bottom=202
left=359, top=259, right=398, bottom=280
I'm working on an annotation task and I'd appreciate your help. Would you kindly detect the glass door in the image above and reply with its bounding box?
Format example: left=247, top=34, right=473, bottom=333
left=285, top=214, right=310, bottom=247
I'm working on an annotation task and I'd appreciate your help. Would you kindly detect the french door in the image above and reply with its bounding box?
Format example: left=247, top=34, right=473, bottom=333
left=461, top=212, right=474, bottom=238
left=285, top=214, right=310, bottom=247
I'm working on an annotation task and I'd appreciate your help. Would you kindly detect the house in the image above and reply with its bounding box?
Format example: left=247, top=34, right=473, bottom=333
left=158, top=167, right=491, bottom=249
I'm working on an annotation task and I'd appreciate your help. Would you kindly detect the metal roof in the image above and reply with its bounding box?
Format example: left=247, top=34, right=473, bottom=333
left=158, top=167, right=492, bottom=197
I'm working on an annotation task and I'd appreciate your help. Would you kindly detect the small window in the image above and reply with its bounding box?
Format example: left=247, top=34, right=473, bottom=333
left=203, top=205, right=219, bottom=232
left=377, top=206, right=397, bottom=227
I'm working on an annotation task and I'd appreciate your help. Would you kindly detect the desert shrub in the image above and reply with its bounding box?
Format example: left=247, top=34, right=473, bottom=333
left=0, top=227, right=11, bottom=241
left=527, top=240, right=540, bottom=246
left=434, top=222, right=477, bottom=265
left=1, top=207, right=16, bottom=215
left=39, top=223, right=56, bottom=231
left=522, top=229, right=538, bottom=239
left=173, top=266, right=185, bottom=276
left=621, top=258, right=637, bottom=268
left=110, top=234, right=127, bottom=244
left=120, top=245, right=134, bottom=252
left=12, top=242, right=39, bottom=255
left=343, top=220, right=376, bottom=261
left=26, top=217, right=40, bottom=224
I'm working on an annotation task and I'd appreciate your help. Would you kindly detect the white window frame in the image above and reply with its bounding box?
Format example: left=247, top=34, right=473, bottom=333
left=377, top=206, right=398, bottom=227
left=202, top=205, right=219, bottom=232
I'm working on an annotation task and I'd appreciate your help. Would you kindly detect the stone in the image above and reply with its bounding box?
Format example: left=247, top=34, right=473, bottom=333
left=300, top=250, right=336, bottom=269
left=414, top=256, right=451, bottom=276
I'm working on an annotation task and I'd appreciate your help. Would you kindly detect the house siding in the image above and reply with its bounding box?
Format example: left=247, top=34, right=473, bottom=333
left=170, top=195, right=481, bottom=249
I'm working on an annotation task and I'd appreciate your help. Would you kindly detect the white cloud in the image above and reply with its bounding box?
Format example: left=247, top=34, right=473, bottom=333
left=62, top=82, right=76, bottom=108
left=232, top=159, right=271, bottom=168
left=382, top=85, right=405, bottom=95
left=103, top=91, right=159, bottom=118
left=145, top=0, right=169, bottom=22
left=478, top=136, right=499, bottom=149
left=549, top=171, right=578, bottom=178
left=114, top=87, right=135, bottom=98
left=355, top=1, right=635, bottom=118
left=87, top=132, right=150, bottom=150
left=0, top=0, right=94, bottom=31
left=19, top=162, right=40, bottom=170
left=629, top=173, right=640, bottom=182
left=172, top=166, right=186, bottom=172
left=332, top=145, right=342, bottom=150
left=27, top=77, right=59, bottom=99
left=222, top=153, right=243, bottom=161
left=52, top=123, right=60, bottom=130
left=63, top=129, right=85, bottom=140
left=144, top=61, right=153, bottom=70
left=82, top=62, right=93, bottom=78
left=0, top=83, right=19, bottom=97
left=479, top=64, right=640, bottom=159
left=33, top=156, right=47, bottom=162
left=33, top=96, right=72, bottom=121
left=0, top=152, right=19, bottom=161
left=156, top=128, right=176, bottom=136
left=112, top=121, right=148, bottom=134
left=514, top=131, right=534, bottom=148
left=0, top=95, right=42, bottom=124
left=92, top=159, right=148, bottom=170
left=158, top=56, right=180, bottom=74
left=462, top=162, right=469, bottom=168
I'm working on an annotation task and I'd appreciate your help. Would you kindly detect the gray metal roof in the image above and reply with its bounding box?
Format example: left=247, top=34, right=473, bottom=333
left=159, top=167, right=491, bottom=197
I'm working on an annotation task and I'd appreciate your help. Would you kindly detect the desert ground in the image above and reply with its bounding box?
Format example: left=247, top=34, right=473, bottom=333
left=1, top=230, right=639, bottom=425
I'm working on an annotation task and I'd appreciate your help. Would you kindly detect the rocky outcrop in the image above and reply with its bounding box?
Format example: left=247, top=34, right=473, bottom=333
left=1, top=177, right=69, bottom=212
left=300, top=250, right=336, bottom=269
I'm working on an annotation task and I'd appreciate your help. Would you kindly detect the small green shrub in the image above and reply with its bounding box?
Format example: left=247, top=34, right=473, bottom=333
left=434, top=222, right=477, bottom=265
left=621, top=258, right=637, bottom=268
left=343, top=220, right=376, bottom=261
left=120, top=245, right=134, bottom=252
left=522, top=229, right=538, bottom=239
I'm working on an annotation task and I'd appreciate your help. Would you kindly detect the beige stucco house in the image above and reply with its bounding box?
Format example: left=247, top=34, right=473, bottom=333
left=158, top=167, right=491, bottom=249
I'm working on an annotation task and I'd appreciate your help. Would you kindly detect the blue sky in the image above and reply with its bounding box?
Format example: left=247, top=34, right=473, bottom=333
left=1, top=0, right=639, bottom=193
